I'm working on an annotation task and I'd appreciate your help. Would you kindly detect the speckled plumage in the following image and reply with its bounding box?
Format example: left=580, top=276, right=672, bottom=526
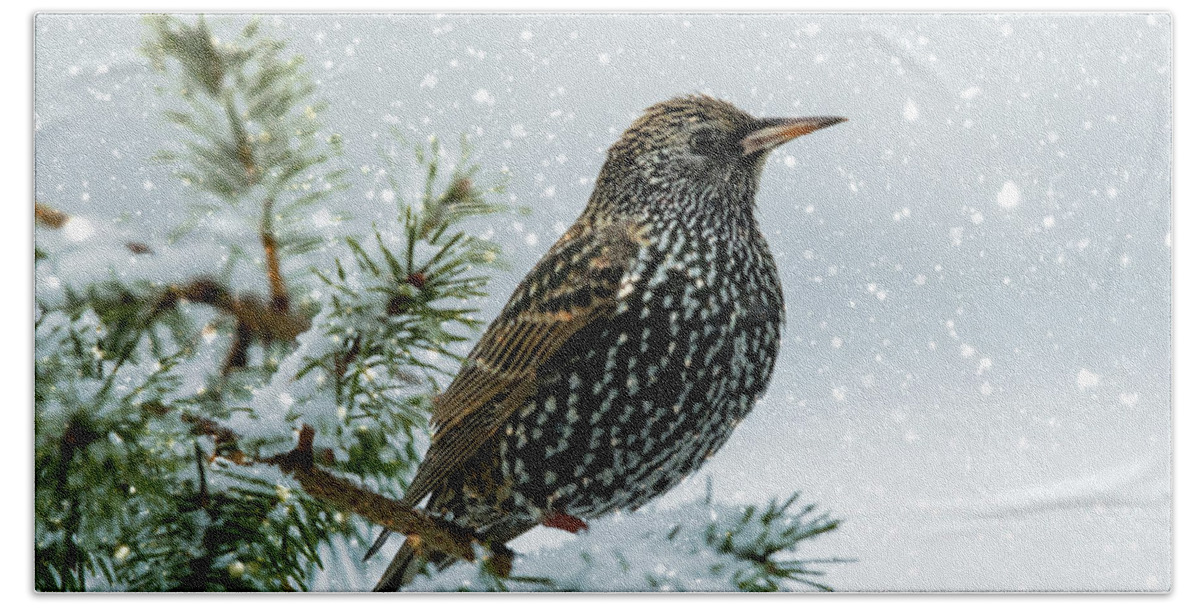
left=371, top=95, right=845, bottom=591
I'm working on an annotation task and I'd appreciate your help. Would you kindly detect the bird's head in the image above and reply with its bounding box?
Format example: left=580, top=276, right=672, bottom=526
left=594, top=95, right=845, bottom=218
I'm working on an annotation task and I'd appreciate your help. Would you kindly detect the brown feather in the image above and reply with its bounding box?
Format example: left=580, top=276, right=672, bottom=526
left=399, top=218, right=645, bottom=509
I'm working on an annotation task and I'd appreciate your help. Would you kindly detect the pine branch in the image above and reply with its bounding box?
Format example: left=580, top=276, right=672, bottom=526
left=263, top=425, right=478, bottom=565
left=179, top=413, right=483, bottom=569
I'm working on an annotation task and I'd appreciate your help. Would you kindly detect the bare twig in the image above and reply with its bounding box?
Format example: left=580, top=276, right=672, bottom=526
left=159, top=278, right=311, bottom=373
left=182, top=411, right=249, bottom=465
left=193, top=442, right=210, bottom=507
left=35, top=202, right=69, bottom=229
left=259, top=196, right=290, bottom=313
left=221, top=320, right=254, bottom=375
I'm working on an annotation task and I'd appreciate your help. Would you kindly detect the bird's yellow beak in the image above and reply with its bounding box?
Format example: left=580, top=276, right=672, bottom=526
left=740, top=116, right=847, bottom=156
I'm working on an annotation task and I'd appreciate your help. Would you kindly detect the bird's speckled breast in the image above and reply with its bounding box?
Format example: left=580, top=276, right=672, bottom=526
left=499, top=220, right=785, bottom=519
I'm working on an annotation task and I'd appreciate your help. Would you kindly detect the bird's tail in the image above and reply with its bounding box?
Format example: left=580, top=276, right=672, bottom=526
left=373, top=536, right=453, bottom=592
left=363, top=529, right=392, bottom=563
left=369, top=488, right=459, bottom=591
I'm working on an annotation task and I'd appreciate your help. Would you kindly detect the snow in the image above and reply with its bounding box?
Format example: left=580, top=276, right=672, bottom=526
left=313, top=494, right=843, bottom=592
left=34, top=13, right=1170, bottom=592
left=1076, top=368, right=1101, bottom=391
left=996, top=181, right=1022, bottom=209
left=62, top=216, right=95, bottom=242
left=471, top=88, right=494, bottom=105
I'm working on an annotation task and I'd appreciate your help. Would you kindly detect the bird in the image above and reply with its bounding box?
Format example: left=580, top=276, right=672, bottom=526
left=367, top=95, right=846, bottom=591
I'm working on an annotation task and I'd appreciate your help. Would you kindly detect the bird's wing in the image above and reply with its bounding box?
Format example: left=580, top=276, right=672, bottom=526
left=399, top=218, right=646, bottom=508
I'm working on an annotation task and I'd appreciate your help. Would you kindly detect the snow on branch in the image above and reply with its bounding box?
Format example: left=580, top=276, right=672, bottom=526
left=405, top=486, right=849, bottom=592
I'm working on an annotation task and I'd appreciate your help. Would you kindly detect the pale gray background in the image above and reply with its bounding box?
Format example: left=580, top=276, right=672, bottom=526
left=35, top=13, right=1171, bottom=591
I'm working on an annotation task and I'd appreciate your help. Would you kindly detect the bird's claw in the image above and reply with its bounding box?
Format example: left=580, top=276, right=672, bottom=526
left=541, top=511, right=588, bottom=533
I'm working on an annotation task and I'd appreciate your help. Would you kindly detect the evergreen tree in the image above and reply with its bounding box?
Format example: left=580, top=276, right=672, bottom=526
left=34, top=15, right=847, bottom=592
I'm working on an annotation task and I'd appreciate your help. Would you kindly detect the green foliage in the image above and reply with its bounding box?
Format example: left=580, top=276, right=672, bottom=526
left=35, top=15, right=510, bottom=591
left=294, top=138, right=508, bottom=488
left=415, top=487, right=847, bottom=593
left=307, top=138, right=506, bottom=427
left=701, top=492, right=850, bottom=591
left=143, top=15, right=344, bottom=267
left=34, top=309, right=191, bottom=591
left=58, top=280, right=195, bottom=365
left=120, top=463, right=349, bottom=591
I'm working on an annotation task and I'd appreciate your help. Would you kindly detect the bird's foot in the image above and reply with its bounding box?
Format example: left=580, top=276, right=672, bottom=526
left=541, top=511, right=588, bottom=533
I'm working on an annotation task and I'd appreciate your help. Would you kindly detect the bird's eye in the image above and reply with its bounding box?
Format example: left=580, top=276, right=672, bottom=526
left=689, top=129, right=724, bottom=156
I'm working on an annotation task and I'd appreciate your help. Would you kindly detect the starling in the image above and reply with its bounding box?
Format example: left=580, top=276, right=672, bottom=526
left=368, top=95, right=846, bottom=590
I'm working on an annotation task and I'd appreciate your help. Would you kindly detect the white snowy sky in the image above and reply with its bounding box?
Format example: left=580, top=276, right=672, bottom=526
left=13, top=0, right=1200, bottom=603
